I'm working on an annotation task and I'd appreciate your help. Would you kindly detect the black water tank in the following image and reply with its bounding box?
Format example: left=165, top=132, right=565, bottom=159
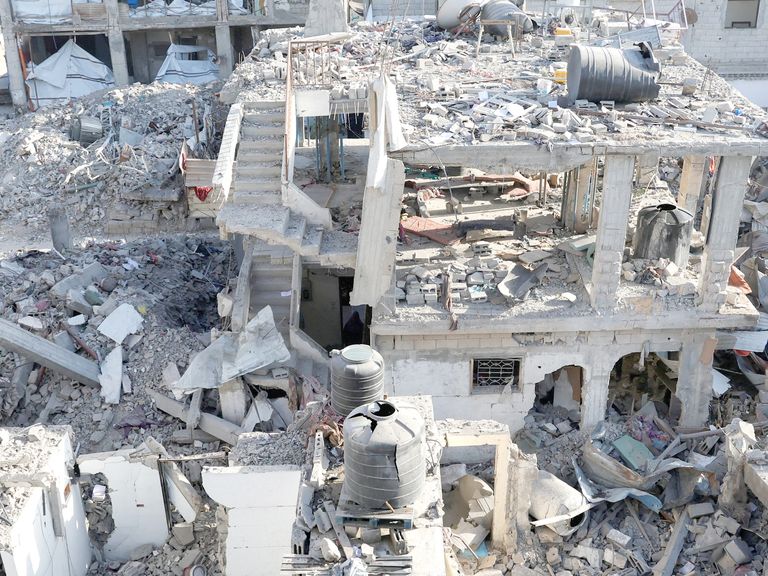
left=632, top=203, right=694, bottom=267
left=343, top=399, right=425, bottom=509
left=567, top=44, right=661, bottom=104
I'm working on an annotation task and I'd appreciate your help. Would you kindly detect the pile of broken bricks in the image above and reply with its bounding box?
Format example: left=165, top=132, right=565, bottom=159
left=0, top=235, right=234, bottom=453
left=505, top=404, right=768, bottom=576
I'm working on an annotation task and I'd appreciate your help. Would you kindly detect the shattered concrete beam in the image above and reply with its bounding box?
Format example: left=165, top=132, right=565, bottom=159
left=0, top=319, right=100, bottom=387
left=149, top=390, right=241, bottom=445
left=652, top=507, right=690, bottom=576
left=230, top=237, right=255, bottom=333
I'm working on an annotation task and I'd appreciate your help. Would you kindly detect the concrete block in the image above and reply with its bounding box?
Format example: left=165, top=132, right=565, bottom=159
left=724, top=539, right=752, bottom=564
left=688, top=502, right=715, bottom=518
left=99, top=347, right=123, bottom=405
left=98, top=303, right=144, bottom=344
left=172, top=522, right=195, bottom=546
left=606, top=528, right=632, bottom=548
left=406, top=293, right=425, bottom=305
left=603, top=548, right=627, bottom=568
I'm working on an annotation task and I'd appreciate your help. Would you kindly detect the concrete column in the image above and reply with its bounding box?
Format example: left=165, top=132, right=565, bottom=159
left=698, top=156, right=752, bottom=312
left=636, top=153, right=658, bottom=188
left=677, top=156, right=707, bottom=217
left=676, top=334, right=717, bottom=427
left=105, top=0, right=129, bottom=85
left=0, top=0, right=27, bottom=108
left=590, top=155, right=634, bottom=309
left=215, top=23, right=234, bottom=78
left=580, top=359, right=614, bottom=432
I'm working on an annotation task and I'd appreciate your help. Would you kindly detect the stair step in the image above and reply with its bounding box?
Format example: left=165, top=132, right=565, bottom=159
left=216, top=203, right=290, bottom=238
left=245, top=100, right=285, bottom=110
left=238, top=138, right=284, bottom=152
left=242, top=125, right=284, bottom=138
left=236, top=164, right=282, bottom=178
left=235, top=178, right=280, bottom=193
left=237, top=150, right=283, bottom=163
left=244, top=111, right=284, bottom=124
left=252, top=263, right=293, bottom=274
left=232, top=190, right=282, bottom=205
left=251, top=278, right=293, bottom=292
left=251, top=290, right=292, bottom=303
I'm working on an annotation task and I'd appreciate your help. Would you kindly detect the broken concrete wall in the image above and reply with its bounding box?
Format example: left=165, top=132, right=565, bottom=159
left=350, top=158, right=405, bottom=308
left=78, top=449, right=169, bottom=562
left=0, top=431, right=91, bottom=576
left=203, top=465, right=302, bottom=576
left=376, top=327, right=718, bottom=433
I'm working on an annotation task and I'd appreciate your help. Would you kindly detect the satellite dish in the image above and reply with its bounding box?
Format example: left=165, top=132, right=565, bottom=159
left=685, top=7, right=698, bottom=24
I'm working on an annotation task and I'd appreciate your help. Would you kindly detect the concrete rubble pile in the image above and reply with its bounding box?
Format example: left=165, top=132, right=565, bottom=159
left=0, top=234, right=233, bottom=452
left=507, top=403, right=768, bottom=576
left=0, top=82, right=224, bottom=239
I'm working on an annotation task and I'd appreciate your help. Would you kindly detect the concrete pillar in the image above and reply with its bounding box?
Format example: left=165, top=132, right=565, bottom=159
left=0, top=0, right=27, bottom=108
left=590, top=155, right=634, bottom=309
left=105, top=0, right=129, bottom=85
left=698, top=156, right=752, bottom=312
left=636, top=153, right=658, bottom=188
left=580, top=359, right=614, bottom=432
left=677, top=156, right=707, bottom=217
left=215, top=23, right=234, bottom=78
left=676, top=334, right=717, bottom=427
left=126, top=31, right=151, bottom=84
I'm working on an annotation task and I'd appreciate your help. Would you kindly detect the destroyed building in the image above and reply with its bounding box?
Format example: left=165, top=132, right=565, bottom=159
left=213, top=20, right=768, bottom=436
left=4, top=1, right=768, bottom=575
left=0, top=0, right=309, bottom=109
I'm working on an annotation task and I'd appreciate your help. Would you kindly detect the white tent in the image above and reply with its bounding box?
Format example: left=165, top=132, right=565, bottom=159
left=154, top=44, right=219, bottom=85
left=26, top=40, right=115, bottom=108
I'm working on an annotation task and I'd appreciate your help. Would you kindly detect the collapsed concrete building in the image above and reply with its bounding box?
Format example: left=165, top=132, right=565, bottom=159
left=211, top=20, right=768, bottom=438
left=4, top=0, right=768, bottom=575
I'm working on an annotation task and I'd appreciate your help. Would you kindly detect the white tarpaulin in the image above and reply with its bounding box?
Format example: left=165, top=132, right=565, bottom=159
left=26, top=40, right=115, bottom=107
left=155, top=44, right=219, bottom=85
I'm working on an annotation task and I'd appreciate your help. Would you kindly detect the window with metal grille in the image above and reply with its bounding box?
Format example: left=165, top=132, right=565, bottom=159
left=472, top=358, right=521, bottom=392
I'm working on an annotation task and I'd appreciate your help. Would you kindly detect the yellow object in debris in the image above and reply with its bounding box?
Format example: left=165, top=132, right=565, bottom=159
left=554, top=27, right=572, bottom=35
left=553, top=69, right=567, bottom=84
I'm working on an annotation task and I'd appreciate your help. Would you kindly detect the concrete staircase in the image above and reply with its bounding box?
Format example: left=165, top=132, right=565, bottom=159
left=217, top=100, right=357, bottom=267
left=248, top=243, right=330, bottom=386
left=232, top=101, right=284, bottom=207
left=249, top=249, right=293, bottom=342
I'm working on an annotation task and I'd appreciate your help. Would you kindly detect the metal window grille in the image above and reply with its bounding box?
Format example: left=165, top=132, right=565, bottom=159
left=472, top=358, right=520, bottom=390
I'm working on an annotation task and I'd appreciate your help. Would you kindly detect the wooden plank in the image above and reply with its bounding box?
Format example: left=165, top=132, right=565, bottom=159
left=0, top=319, right=100, bottom=387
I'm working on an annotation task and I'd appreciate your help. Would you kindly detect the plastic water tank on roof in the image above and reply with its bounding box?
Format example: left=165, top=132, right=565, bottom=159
left=342, top=399, right=426, bottom=509
left=330, top=344, right=384, bottom=417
